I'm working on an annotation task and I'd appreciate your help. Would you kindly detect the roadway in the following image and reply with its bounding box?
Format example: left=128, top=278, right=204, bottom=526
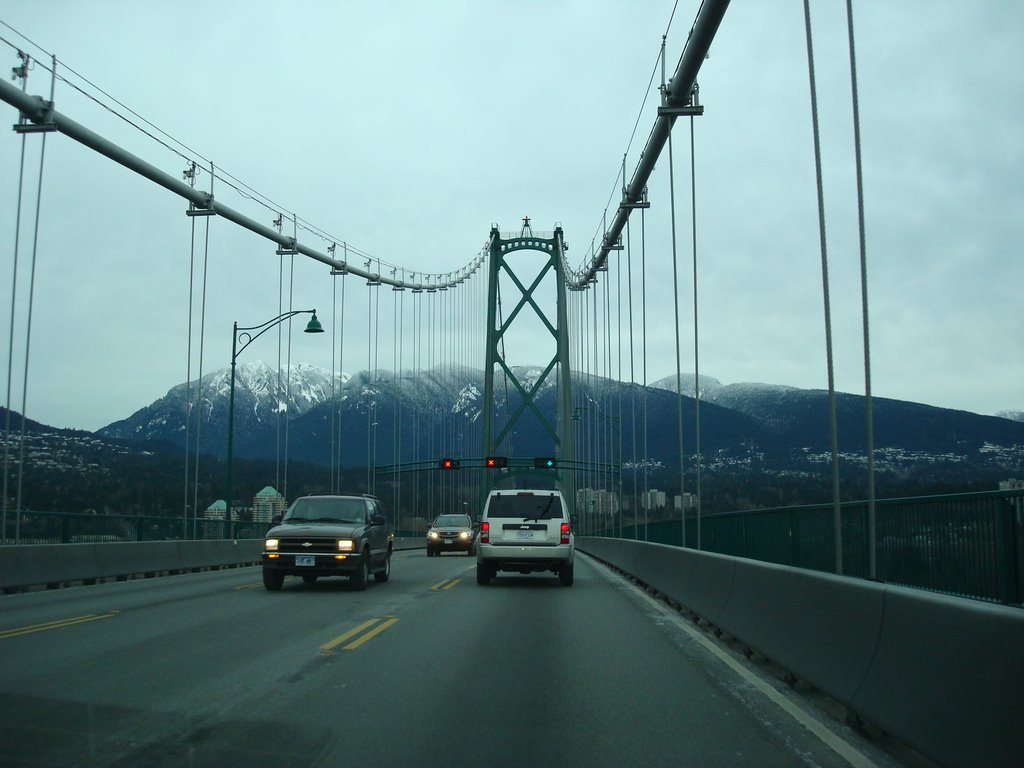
left=0, top=549, right=904, bottom=767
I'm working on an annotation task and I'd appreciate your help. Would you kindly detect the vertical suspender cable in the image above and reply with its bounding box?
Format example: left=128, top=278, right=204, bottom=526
left=626, top=218, right=639, bottom=535
left=803, top=0, right=843, bottom=574
left=282, top=218, right=297, bottom=502
left=616, top=232, right=624, bottom=538
left=274, top=218, right=284, bottom=493
left=330, top=253, right=338, bottom=493
left=337, top=264, right=347, bottom=489
left=183, top=165, right=197, bottom=536
left=666, top=117, right=687, bottom=548
left=191, top=164, right=214, bottom=538
left=846, top=0, right=876, bottom=579
left=641, top=207, right=649, bottom=542
left=14, top=81, right=51, bottom=519
left=2, top=66, right=30, bottom=542
left=689, top=113, right=704, bottom=550
left=664, top=35, right=688, bottom=547
left=395, top=273, right=403, bottom=531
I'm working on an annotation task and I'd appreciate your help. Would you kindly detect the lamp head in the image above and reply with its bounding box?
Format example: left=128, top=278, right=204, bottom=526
left=304, top=311, right=324, bottom=334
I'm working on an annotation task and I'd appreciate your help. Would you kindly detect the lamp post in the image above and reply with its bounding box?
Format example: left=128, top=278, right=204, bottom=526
left=225, top=309, right=323, bottom=539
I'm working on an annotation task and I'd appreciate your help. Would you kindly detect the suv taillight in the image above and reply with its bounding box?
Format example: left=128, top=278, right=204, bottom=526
left=560, top=522, right=570, bottom=544
left=481, top=521, right=490, bottom=544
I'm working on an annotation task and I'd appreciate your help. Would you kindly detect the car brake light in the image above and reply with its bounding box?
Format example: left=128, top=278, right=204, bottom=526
left=480, top=521, right=490, bottom=544
left=560, top=522, right=570, bottom=544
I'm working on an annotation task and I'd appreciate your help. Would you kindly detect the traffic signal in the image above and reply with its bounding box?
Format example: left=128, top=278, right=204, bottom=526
left=439, top=458, right=460, bottom=470
left=533, top=457, right=557, bottom=469
left=484, top=456, right=508, bottom=469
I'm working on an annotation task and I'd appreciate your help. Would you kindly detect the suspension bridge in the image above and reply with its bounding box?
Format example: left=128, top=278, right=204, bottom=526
left=0, top=2, right=1022, bottom=766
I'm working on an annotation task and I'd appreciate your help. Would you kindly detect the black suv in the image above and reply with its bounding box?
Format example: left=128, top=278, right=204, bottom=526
left=262, top=494, right=393, bottom=591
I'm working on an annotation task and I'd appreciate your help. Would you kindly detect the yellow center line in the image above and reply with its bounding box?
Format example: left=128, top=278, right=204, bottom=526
left=0, top=611, right=120, bottom=640
left=430, top=579, right=452, bottom=591
left=442, top=579, right=461, bottom=590
left=343, top=617, right=399, bottom=650
left=320, top=618, right=381, bottom=654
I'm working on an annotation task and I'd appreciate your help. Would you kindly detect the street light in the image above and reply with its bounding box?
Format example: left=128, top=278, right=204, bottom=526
left=225, top=309, right=323, bottom=538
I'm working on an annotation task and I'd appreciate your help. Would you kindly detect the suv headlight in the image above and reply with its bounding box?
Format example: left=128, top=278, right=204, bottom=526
left=459, top=531, right=470, bottom=539
left=337, top=539, right=355, bottom=552
left=265, top=538, right=279, bottom=551
left=427, top=531, right=439, bottom=540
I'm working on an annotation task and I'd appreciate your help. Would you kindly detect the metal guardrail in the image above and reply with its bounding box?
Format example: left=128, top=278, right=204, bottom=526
left=593, top=489, right=1024, bottom=605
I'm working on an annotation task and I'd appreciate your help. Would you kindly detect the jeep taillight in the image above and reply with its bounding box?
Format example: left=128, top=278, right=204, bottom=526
left=560, top=522, right=570, bottom=544
left=481, top=521, right=490, bottom=544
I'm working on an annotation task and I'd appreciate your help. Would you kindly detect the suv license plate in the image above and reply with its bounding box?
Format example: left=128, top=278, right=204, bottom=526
left=295, top=555, right=315, bottom=566
left=443, top=538, right=453, bottom=544
left=516, top=531, right=535, bottom=540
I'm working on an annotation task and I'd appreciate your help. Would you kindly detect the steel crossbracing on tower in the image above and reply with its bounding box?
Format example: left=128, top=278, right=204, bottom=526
left=482, top=219, right=574, bottom=502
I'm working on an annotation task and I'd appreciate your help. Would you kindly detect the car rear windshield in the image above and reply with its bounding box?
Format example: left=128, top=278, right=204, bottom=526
left=285, top=497, right=366, bottom=523
left=434, top=515, right=471, bottom=528
left=486, top=494, right=563, bottom=519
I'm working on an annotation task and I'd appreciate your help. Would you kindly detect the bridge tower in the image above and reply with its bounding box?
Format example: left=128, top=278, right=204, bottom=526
left=482, top=218, right=574, bottom=505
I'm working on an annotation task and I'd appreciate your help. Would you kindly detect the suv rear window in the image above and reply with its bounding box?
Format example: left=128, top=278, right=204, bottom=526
left=486, top=494, right=563, bottom=520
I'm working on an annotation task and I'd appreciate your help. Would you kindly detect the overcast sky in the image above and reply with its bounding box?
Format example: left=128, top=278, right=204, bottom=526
left=1, top=1, right=1021, bottom=433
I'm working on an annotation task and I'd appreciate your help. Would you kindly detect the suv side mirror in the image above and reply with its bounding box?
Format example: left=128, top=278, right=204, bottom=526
left=271, top=513, right=283, bottom=525
left=370, top=514, right=386, bottom=527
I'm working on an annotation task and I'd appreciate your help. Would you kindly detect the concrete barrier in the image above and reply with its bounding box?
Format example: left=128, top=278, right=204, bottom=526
left=0, top=540, right=264, bottom=591
left=579, top=536, right=1024, bottom=768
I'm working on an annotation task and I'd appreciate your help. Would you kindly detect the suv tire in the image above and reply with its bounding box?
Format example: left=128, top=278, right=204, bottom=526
left=374, top=551, right=391, bottom=583
left=350, top=551, right=369, bottom=591
left=263, top=569, right=284, bottom=591
left=559, top=562, right=574, bottom=587
left=476, top=562, right=494, bottom=585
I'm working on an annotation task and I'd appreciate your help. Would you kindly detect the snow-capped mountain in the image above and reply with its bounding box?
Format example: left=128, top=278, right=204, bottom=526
left=96, top=363, right=1023, bottom=477
left=99, top=361, right=345, bottom=455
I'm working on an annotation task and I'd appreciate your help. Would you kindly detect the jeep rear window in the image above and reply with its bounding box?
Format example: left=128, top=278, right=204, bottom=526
left=285, top=497, right=366, bottom=523
left=486, top=494, right=563, bottom=519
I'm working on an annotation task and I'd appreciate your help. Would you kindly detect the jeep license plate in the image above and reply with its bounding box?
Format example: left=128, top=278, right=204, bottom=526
left=516, top=531, right=535, bottom=540
left=295, top=555, right=315, bottom=566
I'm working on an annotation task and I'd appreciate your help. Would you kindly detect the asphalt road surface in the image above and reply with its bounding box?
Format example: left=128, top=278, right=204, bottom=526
left=0, top=548, right=902, bottom=767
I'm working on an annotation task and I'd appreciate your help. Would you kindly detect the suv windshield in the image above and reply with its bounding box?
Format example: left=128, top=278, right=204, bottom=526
left=434, top=514, right=472, bottom=527
left=487, top=494, right=561, bottom=519
left=285, top=497, right=366, bottom=524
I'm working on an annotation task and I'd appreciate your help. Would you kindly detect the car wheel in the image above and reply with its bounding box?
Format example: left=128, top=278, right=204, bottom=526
left=426, top=547, right=434, bottom=557
left=476, top=562, right=493, bottom=586
left=302, top=574, right=318, bottom=585
left=350, top=551, right=369, bottom=591
left=263, top=569, right=284, bottom=591
left=374, top=551, right=391, bottom=583
left=467, top=545, right=476, bottom=556
left=559, top=562, right=574, bottom=587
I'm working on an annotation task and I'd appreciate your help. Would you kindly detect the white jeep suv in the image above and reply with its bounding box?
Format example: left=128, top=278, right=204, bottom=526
left=476, top=489, right=574, bottom=586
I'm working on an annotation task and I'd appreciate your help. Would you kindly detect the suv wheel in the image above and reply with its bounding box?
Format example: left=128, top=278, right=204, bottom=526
left=476, top=562, right=493, bottom=586
left=374, top=551, right=391, bottom=583
left=263, top=569, right=284, bottom=591
left=350, top=551, right=369, bottom=591
left=559, top=562, right=574, bottom=587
